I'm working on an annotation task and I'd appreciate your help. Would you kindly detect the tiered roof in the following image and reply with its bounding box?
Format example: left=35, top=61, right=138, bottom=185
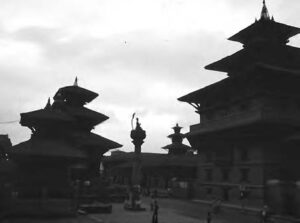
left=12, top=138, right=87, bottom=159
left=73, top=132, right=122, bottom=149
left=54, top=77, right=98, bottom=106
left=12, top=78, right=122, bottom=159
left=179, top=1, right=300, bottom=104
left=205, top=1, right=300, bottom=76
left=229, top=0, right=300, bottom=45
left=162, top=123, right=192, bottom=155
left=205, top=45, right=300, bottom=75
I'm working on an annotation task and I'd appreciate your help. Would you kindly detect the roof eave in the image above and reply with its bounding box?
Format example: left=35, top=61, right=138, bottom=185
left=228, top=20, right=300, bottom=44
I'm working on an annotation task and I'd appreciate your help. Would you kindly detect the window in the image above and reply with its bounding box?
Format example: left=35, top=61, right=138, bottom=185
left=222, top=187, right=230, bottom=201
left=220, top=108, right=228, bottom=117
left=206, top=112, right=213, bottom=120
left=206, top=151, right=213, bottom=162
left=280, top=97, right=288, bottom=110
left=240, top=148, right=249, bottom=161
left=239, top=102, right=248, bottom=111
left=240, top=168, right=250, bottom=182
left=205, top=169, right=212, bottom=181
left=154, top=178, right=159, bottom=187
left=215, top=149, right=233, bottom=165
left=206, top=188, right=212, bottom=195
left=222, top=168, right=230, bottom=181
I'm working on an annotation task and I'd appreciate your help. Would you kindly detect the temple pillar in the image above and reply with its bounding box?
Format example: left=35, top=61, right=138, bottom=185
left=124, top=117, right=146, bottom=211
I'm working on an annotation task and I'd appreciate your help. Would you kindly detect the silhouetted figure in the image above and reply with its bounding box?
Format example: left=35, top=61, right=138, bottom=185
left=211, top=198, right=221, bottom=214
left=207, top=211, right=212, bottom=223
left=153, top=189, right=157, bottom=198
left=239, top=190, right=244, bottom=200
left=150, top=193, right=154, bottom=211
left=260, top=205, right=269, bottom=223
left=239, top=185, right=247, bottom=211
left=152, top=200, right=159, bottom=223
left=146, top=187, right=150, bottom=196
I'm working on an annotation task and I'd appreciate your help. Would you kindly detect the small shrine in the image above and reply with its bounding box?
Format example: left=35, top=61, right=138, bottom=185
left=162, top=123, right=192, bottom=155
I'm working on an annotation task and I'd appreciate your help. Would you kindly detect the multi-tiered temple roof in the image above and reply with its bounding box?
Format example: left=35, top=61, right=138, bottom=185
left=205, top=5, right=300, bottom=76
left=178, top=1, right=300, bottom=143
left=6, top=78, right=122, bottom=206
left=12, top=78, right=122, bottom=160
left=179, top=1, right=300, bottom=109
left=162, top=124, right=192, bottom=155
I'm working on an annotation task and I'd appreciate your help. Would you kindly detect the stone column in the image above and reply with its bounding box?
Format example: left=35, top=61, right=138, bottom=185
left=130, top=118, right=146, bottom=186
left=124, top=117, right=146, bottom=211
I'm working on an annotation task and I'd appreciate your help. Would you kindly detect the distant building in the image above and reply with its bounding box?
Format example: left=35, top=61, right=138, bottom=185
left=179, top=1, right=300, bottom=217
left=9, top=78, right=122, bottom=199
left=104, top=124, right=198, bottom=198
left=104, top=152, right=198, bottom=198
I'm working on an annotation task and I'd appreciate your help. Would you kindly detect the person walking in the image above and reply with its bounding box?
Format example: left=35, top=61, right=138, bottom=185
left=260, top=205, right=269, bottom=223
left=207, top=211, right=212, bottom=223
left=152, top=200, right=159, bottom=223
left=150, top=192, right=154, bottom=211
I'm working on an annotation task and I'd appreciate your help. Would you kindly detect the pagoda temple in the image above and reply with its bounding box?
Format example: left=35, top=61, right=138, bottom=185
left=10, top=78, right=122, bottom=199
left=162, top=123, right=192, bottom=155
left=179, top=1, right=300, bottom=217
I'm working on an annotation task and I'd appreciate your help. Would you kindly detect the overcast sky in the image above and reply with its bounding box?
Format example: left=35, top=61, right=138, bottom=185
left=0, top=0, right=299, bottom=154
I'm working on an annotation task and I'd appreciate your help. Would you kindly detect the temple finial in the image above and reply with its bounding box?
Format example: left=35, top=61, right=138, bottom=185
left=44, top=97, right=51, bottom=109
left=260, top=0, right=270, bottom=20
left=173, top=123, right=182, bottom=130
left=136, top=117, right=140, bottom=127
left=74, top=77, right=78, bottom=87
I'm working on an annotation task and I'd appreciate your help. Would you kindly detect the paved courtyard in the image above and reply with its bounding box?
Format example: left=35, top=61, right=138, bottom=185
left=88, top=197, right=259, bottom=223
left=3, top=197, right=260, bottom=223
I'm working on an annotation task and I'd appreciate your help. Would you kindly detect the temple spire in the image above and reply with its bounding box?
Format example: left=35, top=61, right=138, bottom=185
left=44, top=97, right=51, bottom=109
left=260, top=0, right=270, bottom=20
left=73, top=77, right=78, bottom=87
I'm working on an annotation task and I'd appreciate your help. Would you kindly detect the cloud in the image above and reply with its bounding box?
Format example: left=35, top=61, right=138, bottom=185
left=0, top=0, right=299, bottom=153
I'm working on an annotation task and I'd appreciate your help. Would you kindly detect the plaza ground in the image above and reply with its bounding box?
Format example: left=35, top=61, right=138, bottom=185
left=3, top=197, right=261, bottom=223
left=89, top=197, right=259, bottom=223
